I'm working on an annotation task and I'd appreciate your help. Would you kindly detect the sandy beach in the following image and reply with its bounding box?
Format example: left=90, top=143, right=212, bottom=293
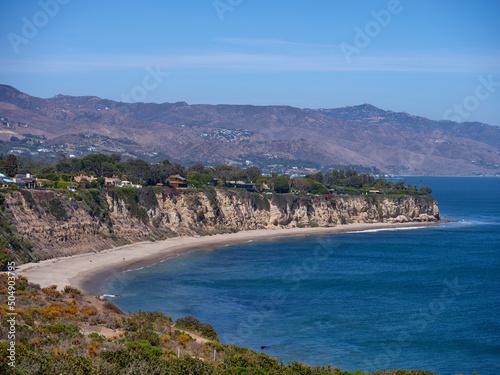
left=17, top=222, right=438, bottom=294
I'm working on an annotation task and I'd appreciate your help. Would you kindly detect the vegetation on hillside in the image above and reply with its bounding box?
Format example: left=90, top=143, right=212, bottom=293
left=0, top=153, right=433, bottom=197
left=0, top=190, right=35, bottom=270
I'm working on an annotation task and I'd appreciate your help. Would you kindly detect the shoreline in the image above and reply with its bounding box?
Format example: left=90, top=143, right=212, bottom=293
left=17, top=221, right=439, bottom=294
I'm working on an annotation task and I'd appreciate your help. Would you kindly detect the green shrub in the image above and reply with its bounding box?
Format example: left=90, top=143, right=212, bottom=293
left=125, top=340, right=163, bottom=358
left=176, top=316, right=218, bottom=341
left=274, top=175, right=290, bottom=193
left=88, top=332, right=106, bottom=341
left=46, top=324, right=80, bottom=336
left=203, top=187, right=218, bottom=208
left=48, top=198, right=67, bottom=221
left=54, top=181, right=72, bottom=190
left=137, top=188, right=158, bottom=210
left=309, top=221, right=319, bottom=228
left=187, top=179, right=202, bottom=188
left=0, top=204, right=34, bottom=267
left=249, top=193, right=270, bottom=211
left=112, top=188, right=148, bottom=224
left=63, top=285, right=81, bottom=295
left=420, top=186, right=433, bottom=194
left=103, top=301, right=124, bottom=314
left=309, top=180, right=329, bottom=195
left=80, top=189, right=109, bottom=222
left=20, top=190, right=37, bottom=210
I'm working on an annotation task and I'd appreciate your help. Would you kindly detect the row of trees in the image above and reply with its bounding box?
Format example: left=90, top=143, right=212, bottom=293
left=0, top=154, right=265, bottom=187
left=305, top=169, right=432, bottom=194
left=0, top=153, right=432, bottom=195
left=305, top=169, right=375, bottom=189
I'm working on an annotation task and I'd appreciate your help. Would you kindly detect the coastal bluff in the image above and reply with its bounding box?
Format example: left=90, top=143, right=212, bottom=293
left=4, top=188, right=440, bottom=262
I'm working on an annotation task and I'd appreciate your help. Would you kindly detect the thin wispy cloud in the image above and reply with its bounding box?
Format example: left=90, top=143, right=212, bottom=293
left=1, top=52, right=499, bottom=74
left=214, top=38, right=336, bottom=49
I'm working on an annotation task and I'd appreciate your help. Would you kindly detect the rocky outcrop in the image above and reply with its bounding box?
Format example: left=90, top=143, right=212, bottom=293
left=4, top=188, right=440, bottom=261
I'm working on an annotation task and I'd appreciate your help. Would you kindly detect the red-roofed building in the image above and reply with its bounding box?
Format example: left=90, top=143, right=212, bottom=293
left=105, top=178, right=122, bottom=186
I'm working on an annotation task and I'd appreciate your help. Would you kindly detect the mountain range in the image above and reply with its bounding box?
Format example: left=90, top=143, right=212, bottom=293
left=0, top=84, right=499, bottom=176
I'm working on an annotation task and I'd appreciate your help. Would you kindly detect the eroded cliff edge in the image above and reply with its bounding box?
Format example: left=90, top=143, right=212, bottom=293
left=2, top=188, right=440, bottom=262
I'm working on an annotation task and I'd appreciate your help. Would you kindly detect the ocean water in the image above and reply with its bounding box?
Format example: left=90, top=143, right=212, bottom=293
left=103, top=177, right=500, bottom=375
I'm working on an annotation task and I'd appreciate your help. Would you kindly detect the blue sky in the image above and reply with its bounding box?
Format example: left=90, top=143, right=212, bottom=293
left=0, top=0, right=499, bottom=125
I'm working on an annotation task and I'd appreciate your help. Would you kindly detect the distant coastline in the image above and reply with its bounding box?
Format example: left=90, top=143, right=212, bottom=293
left=17, top=221, right=439, bottom=295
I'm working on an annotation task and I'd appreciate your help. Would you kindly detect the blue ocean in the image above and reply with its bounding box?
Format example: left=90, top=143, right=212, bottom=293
left=103, top=177, right=500, bottom=375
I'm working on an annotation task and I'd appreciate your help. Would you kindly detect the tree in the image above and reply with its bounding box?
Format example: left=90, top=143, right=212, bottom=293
left=291, top=178, right=312, bottom=192
left=310, top=180, right=329, bottom=195
left=69, top=158, right=83, bottom=174
left=81, top=154, right=117, bottom=177
left=168, top=163, right=187, bottom=178
left=345, top=175, right=363, bottom=189
left=101, top=162, right=116, bottom=177
left=187, top=171, right=213, bottom=185
left=110, top=153, right=121, bottom=163
left=420, top=186, right=432, bottom=194
left=188, top=179, right=202, bottom=188
left=212, top=165, right=245, bottom=182
left=123, top=159, right=151, bottom=183
left=245, top=166, right=262, bottom=182
left=274, top=175, right=290, bottom=194
left=395, top=179, right=406, bottom=191
left=306, top=171, right=323, bottom=183
left=187, top=171, right=201, bottom=181
left=255, top=176, right=268, bottom=184
left=188, top=163, right=208, bottom=174
left=147, top=163, right=169, bottom=185
left=4, top=154, right=18, bottom=177
left=56, top=162, right=72, bottom=174
left=60, top=174, right=73, bottom=182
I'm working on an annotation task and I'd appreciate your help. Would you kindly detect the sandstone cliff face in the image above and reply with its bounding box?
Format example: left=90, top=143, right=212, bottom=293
left=4, top=189, right=440, bottom=260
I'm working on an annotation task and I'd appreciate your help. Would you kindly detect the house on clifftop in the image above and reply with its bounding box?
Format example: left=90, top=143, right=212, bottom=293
left=13, top=173, right=36, bottom=189
left=105, top=177, right=122, bottom=186
left=226, top=180, right=257, bottom=192
left=168, top=175, right=187, bottom=189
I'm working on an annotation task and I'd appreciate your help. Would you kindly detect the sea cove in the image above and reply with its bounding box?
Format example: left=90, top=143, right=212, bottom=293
left=103, top=177, right=500, bottom=375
